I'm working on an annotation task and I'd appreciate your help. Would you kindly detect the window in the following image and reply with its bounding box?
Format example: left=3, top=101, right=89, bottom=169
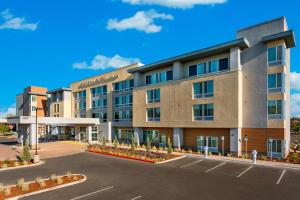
left=114, top=110, right=132, bottom=121
left=147, top=108, right=160, bottom=121
left=91, top=85, right=107, bottom=97
left=56, top=104, right=60, bottom=112
left=92, top=99, right=107, bottom=109
left=268, top=139, right=282, bottom=154
left=77, top=90, right=86, bottom=99
left=268, top=45, right=284, bottom=66
left=189, top=65, right=197, bottom=77
left=193, top=104, right=214, bottom=120
left=143, top=130, right=167, bottom=146
left=91, top=126, right=98, bottom=141
left=79, top=127, right=86, bottom=142
left=31, top=96, right=36, bottom=102
left=114, top=79, right=134, bottom=93
left=268, top=100, right=284, bottom=119
left=32, top=106, right=36, bottom=111
left=115, top=95, right=132, bottom=107
left=188, top=58, right=229, bottom=77
left=79, top=102, right=86, bottom=110
left=193, top=80, right=213, bottom=98
left=147, top=89, right=160, bottom=103
left=219, top=58, right=229, bottom=71
left=145, top=70, right=173, bottom=85
left=268, top=73, right=283, bottom=93
left=197, top=136, right=218, bottom=152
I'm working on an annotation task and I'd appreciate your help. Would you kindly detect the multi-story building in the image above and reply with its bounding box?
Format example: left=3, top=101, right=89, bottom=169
left=9, top=17, right=295, bottom=158
left=48, top=88, right=72, bottom=118
left=16, top=86, right=48, bottom=117
left=70, top=63, right=142, bottom=143
left=128, top=16, right=295, bottom=158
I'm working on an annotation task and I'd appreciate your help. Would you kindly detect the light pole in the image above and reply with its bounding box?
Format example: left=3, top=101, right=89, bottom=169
left=221, top=136, right=224, bottom=156
left=34, top=107, right=43, bottom=156
left=244, top=134, right=248, bottom=158
left=199, top=136, right=204, bottom=154
left=269, top=138, right=273, bottom=161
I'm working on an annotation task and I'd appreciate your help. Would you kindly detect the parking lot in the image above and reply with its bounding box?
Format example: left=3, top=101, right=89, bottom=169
left=0, top=152, right=300, bottom=200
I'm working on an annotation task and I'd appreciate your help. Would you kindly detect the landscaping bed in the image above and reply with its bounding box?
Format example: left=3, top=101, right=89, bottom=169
left=0, top=173, right=84, bottom=200
left=0, top=160, right=33, bottom=170
left=88, top=145, right=179, bottom=163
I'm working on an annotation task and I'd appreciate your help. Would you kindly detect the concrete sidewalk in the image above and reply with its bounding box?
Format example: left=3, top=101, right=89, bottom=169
left=0, top=141, right=84, bottom=161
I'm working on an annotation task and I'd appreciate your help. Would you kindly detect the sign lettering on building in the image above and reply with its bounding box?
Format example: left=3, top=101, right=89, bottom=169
left=78, top=75, right=119, bottom=90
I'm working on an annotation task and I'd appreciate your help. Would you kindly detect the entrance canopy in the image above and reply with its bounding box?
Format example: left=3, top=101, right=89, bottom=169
left=7, top=116, right=100, bottom=126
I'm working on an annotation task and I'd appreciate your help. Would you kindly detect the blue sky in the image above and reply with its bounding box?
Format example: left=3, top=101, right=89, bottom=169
left=0, top=0, right=299, bottom=117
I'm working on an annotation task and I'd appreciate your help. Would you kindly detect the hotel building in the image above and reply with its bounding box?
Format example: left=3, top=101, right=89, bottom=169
left=9, top=17, right=295, bottom=158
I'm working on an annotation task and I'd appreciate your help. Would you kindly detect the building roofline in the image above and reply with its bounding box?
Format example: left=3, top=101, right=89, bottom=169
left=47, top=87, right=72, bottom=94
left=237, top=16, right=286, bottom=33
left=70, top=63, right=143, bottom=85
left=262, top=29, right=296, bottom=48
left=27, top=92, right=48, bottom=96
left=128, top=38, right=249, bottom=74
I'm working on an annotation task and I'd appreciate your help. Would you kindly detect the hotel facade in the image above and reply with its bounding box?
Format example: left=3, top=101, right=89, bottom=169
left=10, top=17, right=295, bottom=158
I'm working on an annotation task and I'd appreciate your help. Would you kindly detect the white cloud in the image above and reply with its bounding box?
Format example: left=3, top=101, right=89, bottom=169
left=291, top=72, right=300, bottom=91
left=107, top=9, right=173, bottom=33
left=73, top=54, right=140, bottom=70
left=0, top=104, right=16, bottom=119
left=291, top=93, right=300, bottom=118
left=122, top=0, right=227, bottom=9
left=0, top=9, right=38, bottom=31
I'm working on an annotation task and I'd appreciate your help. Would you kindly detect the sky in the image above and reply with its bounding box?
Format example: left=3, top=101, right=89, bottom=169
left=0, top=0, right=299, bottom=118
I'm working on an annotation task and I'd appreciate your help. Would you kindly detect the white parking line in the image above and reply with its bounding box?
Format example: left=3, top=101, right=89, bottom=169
left=130, top=195, right=142, bottom=200
left=180, top=159, right=204, bottom=168
left=236, top=166, right=253, bottom=178
left=276, top=169, right=286, bottom=185
left=205, top=162, right=226, bottom=173
left=70, top=186, right=114, bottom=200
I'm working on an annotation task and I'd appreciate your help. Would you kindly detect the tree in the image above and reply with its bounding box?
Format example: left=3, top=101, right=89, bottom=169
left=146, top=135, right=151, bottom=155
left=22, top=140, right=32, bottom=162
left=131, top=134, right=135, bottom=153
left=113, top=137, right=119, bottom=149
left=0, top=125, right=9, bottom=135
left=167, top=137, right=173, bottom=154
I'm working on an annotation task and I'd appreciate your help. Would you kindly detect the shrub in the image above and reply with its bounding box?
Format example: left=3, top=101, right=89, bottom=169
left=4, top=187, right=11, bottom=196
left=66, top=171, right=72, bottom=179
left=14, top=161, right=20, bottom=167
left=3, top=160, right=9, bottom=165
left=1, top=163, right=8, bottom=168
left=73, top=176, right=79, bottom=181
left=102, top=138, right=106, bottom=147
left=36, top=177, right=46, bottom=187
left=22, top=140, right=32, bottom=162
left=113, top=138, right=118, bottom=149
left=21, top=183, right=29, bottom=192
left=188, top=149, right=193, bottom=154
left=242, top=154, right=248, bottom=159
left=50, top=174, right=57, bottom=181
left=208, top=151, right=212, bottom=156
left=17, top=178, right=25, bottom=188
left=227, top=153, right=232, bottom=157
left=22, top=160, right=28, bottom=165
left=167, top=137, right=173, bottom=154
left=290, top=153, right=298, bottom=162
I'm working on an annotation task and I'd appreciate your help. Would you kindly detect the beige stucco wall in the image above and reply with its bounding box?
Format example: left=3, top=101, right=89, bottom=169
left=133, top=70, right=240, bottom=128
left=70, top=63, right=141, bottom=121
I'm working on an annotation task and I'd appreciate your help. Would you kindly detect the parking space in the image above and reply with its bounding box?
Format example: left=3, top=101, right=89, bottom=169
left=162, top=156, right=300, bottom=187
left=1, top=152, right=300, bottom=200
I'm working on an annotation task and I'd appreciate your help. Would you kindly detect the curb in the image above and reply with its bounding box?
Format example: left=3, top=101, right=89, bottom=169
left=7, top=174, right=87, bottom=200
left=186, top=154, right=300, bottom=171
left=0, top=161, right=45, bottom=172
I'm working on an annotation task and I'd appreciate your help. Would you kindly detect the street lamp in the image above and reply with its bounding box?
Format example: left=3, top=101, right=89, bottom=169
left=244, top=134, right=248, bottom=158
left=269, top=138, right=273, bottom=161
left=34, top=107, right=43, bottom=156
left=221, top=136, right=225, bottom=156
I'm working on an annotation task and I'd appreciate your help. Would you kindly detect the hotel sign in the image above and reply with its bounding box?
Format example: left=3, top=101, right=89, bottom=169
left=78, top=75, right=119, bottom=89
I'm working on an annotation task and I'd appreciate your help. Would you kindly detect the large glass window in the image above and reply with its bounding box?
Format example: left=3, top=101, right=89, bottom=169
left=189, top=65, right=197, bottom=77
left=145, top=70, right=173, bottom=85
left=114, top=110, right=132, bottom=122
left=147, top=89, right=160, bottom=103
left=147, top=108, right=160, bottom=121
left=91, top=85, right=107, bottom=97
left=114, top=79, right=134, bottom=93
left=219, top=58, right=229, bottom=71
left=268, top=100, right=284, bottom=119
left=193, top=80, right=213, bottom=98
left=91, top=126, right=98, bottom=141
left=188, top=58, right=229, bottom=78
left=193, top=104, right=214, bottom=120
left=209, top=60, right=219, bottom=73
left=268, top=73, right=283, bottom=93
left=197, top=136, right=218, bottom=152
left=268, top=45, right=284, bottom=66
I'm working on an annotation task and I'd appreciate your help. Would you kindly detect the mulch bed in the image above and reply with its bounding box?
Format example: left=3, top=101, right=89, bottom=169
left=88, top=145, right=178, bottom=163
left=0, top=175, right=84, bottom=200
left=0, top=160, right=33, bottom=168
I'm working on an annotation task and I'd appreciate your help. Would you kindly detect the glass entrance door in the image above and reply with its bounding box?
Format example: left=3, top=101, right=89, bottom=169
left=197, top=136, right=218, bottom=153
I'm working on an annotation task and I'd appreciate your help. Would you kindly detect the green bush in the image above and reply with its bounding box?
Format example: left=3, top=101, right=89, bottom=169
left=22, top=140, right=32, bottom=162
left=167, top=137, right=173, bottom=154
left=113, top=137, right=119, bottom=149
left=290, top=153, right=298, bottom=162
left=0, top=125, right=10, bottom=135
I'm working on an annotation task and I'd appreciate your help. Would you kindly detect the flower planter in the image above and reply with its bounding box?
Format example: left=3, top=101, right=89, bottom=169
left=0, top=174, right=85, bottom=200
